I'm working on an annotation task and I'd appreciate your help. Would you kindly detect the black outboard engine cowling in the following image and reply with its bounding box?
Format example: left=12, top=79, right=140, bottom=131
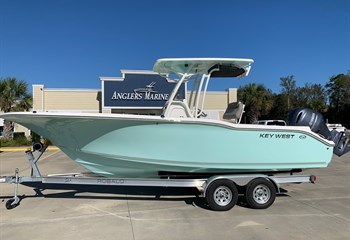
left=288, top=108, right=330, bottom=139
left=288, top=108, right=348, bottom=156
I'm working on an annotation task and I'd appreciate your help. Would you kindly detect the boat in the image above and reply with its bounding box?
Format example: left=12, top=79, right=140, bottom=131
left=1, top=58, right=348, bottom=178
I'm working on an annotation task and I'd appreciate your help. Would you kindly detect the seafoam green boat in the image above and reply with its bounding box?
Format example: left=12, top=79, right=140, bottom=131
left=1, top=58, right=348, bottom=178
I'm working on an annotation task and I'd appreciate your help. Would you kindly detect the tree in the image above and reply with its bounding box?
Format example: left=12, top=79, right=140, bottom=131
left=268, top=93, right=289, bottom=120
left=295, top=83, right=327, bottom=113
left=0, top=77, right=32, bottom=141
left=280, top=75, right=297, bottom=111
left=238, top=83, right=273, bottom=123
left=325, top=72, right=350, bottom=127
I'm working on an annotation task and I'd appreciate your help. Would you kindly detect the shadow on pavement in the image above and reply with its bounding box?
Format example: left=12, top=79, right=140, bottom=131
left=2, top=182, right=211, bottom=210
left=1, top=183, right=293, bottom=211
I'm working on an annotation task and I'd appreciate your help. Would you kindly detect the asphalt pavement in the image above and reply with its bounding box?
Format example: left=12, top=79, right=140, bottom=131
left=0, top=149, right=349, bottom=240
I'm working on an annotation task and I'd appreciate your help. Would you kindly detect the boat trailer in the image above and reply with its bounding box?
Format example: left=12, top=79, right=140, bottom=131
left=1, top=145, right=316, bottom=211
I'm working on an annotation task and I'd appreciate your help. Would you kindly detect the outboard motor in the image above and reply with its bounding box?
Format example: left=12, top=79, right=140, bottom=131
left=288, top=108, right=348, bottom=156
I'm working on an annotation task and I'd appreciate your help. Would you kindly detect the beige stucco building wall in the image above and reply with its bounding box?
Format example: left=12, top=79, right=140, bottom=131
left=33, top=85, right=101, bottom=113
left=32, top=85, right=237, bottom=119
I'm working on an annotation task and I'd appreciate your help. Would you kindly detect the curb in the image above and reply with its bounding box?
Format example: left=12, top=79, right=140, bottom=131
left=0, top=146, right=59, bottom=152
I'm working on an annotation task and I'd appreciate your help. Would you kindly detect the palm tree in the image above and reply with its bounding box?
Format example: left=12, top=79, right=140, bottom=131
left=238, top=83, right=274, bottom=123
left=0, top=77, right=32, bottom=141
left=280, top=75, right=297, bottom=111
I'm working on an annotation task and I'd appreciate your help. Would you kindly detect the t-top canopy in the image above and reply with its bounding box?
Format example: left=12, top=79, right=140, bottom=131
left=153, top=58, right=254, bottom=78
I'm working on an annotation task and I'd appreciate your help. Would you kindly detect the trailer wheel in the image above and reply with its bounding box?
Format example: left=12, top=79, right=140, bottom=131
left=206, top=179, right=238, bottom=211
left=5, top=199, right=18, bottom=210
left=246, top=178, right=276, bottom=209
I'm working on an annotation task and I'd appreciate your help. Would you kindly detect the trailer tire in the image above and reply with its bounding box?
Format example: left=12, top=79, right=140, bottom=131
left=246, top=178, right=276, bottom=209
left=5, top=199, right=18, bottom=210
left=206, top=179, right=238, bottom=211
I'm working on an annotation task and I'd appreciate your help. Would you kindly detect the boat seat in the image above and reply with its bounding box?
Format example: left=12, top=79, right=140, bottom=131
left=163, top=100, right=192, bottom=118
left=223, top=102, right=245, bottom=123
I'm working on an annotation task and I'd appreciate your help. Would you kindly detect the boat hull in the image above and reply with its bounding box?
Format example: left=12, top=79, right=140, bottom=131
left=2, top=113, right=334, bottom=178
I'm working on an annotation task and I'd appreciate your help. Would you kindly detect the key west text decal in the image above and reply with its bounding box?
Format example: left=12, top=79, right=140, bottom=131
left=259, top=133, right=296, bottom=139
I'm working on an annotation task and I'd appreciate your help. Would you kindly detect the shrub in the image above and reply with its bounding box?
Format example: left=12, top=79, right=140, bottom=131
left=0, top=135, right=31, bottom=147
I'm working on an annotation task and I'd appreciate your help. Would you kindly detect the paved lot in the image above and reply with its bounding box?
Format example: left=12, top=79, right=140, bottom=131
left=0, top=149, right=349, bottom=240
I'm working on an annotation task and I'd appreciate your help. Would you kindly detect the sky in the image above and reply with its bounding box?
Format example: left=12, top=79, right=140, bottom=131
left=0, top=0, right=349, bottom=93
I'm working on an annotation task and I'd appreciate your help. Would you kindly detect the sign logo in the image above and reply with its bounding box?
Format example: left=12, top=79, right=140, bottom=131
left=134, top=82, right=157, bottom=93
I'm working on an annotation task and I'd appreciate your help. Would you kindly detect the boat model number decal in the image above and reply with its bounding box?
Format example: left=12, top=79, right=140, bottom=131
left=259, top=133, right=296, bottom=139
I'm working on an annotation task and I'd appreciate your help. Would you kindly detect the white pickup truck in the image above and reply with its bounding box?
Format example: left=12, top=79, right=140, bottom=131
left=256, top=120, right=287, bottom=126
left=327, top=123, right=347, bottom=133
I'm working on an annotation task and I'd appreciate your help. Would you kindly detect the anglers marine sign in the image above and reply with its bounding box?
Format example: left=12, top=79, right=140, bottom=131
left=102, top=71, right=185, bottom=108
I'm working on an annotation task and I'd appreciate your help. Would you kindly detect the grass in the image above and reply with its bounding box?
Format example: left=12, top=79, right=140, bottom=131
left=0, top=136, right=32, bottom=147
left=0, top=134, right=52, bottom=148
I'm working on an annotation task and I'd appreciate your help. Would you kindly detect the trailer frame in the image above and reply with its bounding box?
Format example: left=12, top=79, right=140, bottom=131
left=0, top=146, right=315, bottom=211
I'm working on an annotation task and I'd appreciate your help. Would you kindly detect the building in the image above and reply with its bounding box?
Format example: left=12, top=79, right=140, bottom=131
left=0, top=70, right=238, bottom=139
left=32, top=70, right=237, bottom=119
